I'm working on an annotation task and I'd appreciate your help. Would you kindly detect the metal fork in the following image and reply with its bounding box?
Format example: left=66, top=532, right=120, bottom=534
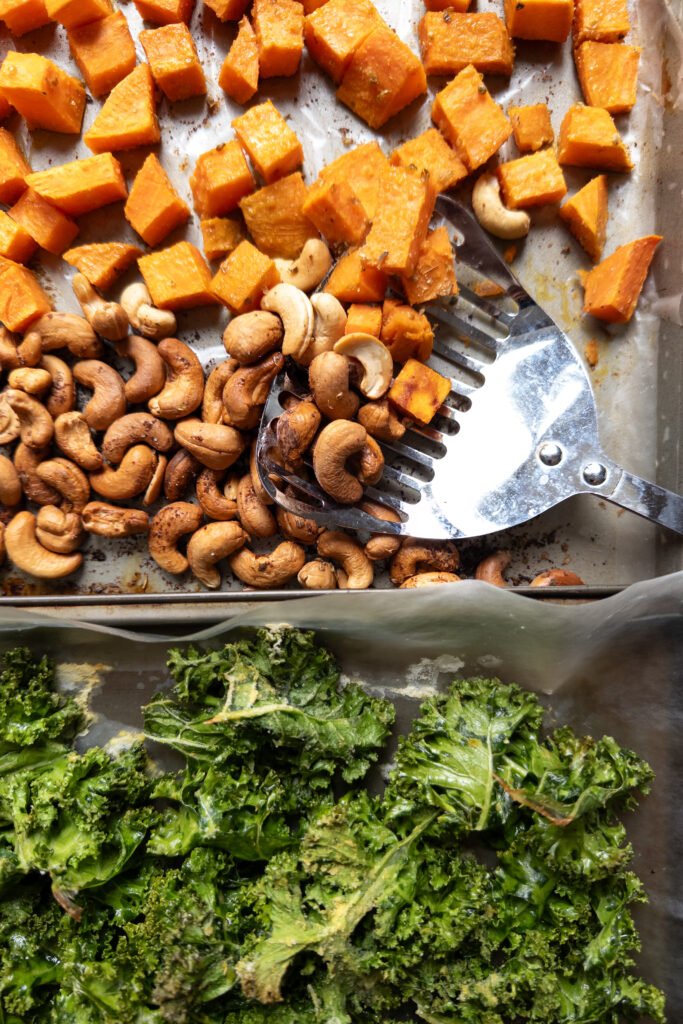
left=256, top=195, right=683, bottom=540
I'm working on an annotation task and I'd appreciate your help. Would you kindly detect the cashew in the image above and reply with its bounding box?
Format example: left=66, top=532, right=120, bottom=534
left=81, top=501, right=150, bottom=537
left=33, top=312, right=102, bottom=359
left=142, top=453, right=167, bottom=506
left=223, top=311, right=283, bottom=365
left=355, top=435, right=384, bottom=486
left=389, top=539, right=460, bottom=586
left=187, top=521, right=248, bottom=588
left=14, top=444, right=59, bottom=505
left=72, top=360, right=127, bottom=432
left=313, top=420, right=368, bottom=504
left=317, top=530, right=374, bottom=590
left=0, top=453, right=22, bottom=507
left=120, top=282, right=177, bottom=341
left=115, top=334, right=166, bottom=404
left=276, top=399, right=321, bottom=468
left=400, top=572, right=462, bottom=588
left=72, top=273, right=129, bottom=341
left=35, top=506, right=84, bottom=554
left=530, top=568, right=585, bottom=587
left=40, top=355, right=75, bottom=418
left=359, top=499, right=402, bottom=561
left=0, top=326, right=41, bottom=369
left=196, top=467, right=238, bottom=520
left=149, top=502, right=204, bottom=575
left=101, top=413, right=174, bottom=465
left=164, top=449, right=201, bottom=501
left=36, top=458, right=90, bottom=511
left=148, top=338, right=205, bottom=420
left=0, top=395, right=20, bottom=445
left=202, top=360, right=238, bottom=423
left=472, top=173, right=530, bottom=240
left=475, top=549, right=511, bottom=587
left=261, top=283, right=314, bottom=360
left=174, top=419, right=246, bottom=471
left=90, top=444, right=158, bottom=500
left=298, top=293, right=347, bottom=367
left=5, top=388, right=54, bottom=449
left=236, top=473, right=277, bottom=538
left=222, top=352, right=284, bottom=430
left=229, top=541, right=305, bottom=589
left=309, top=351, right=359, bottom=421
left=7, top=367, right=52, bottom=396
left=5, top=511, right=82, bottom=578
left=250, top=439, right=274, bottom=506
left=273, top=239, right=332, bottom=293
left=276, top=501, right=321, bottom=546
left=333, top=333, right=393, bottom=400
left=297, top=558, right=337, bottom=590
left=54, top=412, right=103, bottom=472
left=358, top=399, right=405, bottom=442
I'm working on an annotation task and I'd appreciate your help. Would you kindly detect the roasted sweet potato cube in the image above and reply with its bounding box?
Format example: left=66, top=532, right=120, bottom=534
left=504, top=0, right=573, bottom=41
left=138, top=242, right=217, bottom=310
left=202, top=0, right=248, bottom=18
left=9, top=189, right=78, bottom=255
left=432, top=64, right=512, bottom=172
left=399, top=226, right=457, bottom=306
left=0, top=256, right=51, bottom=331
left=302, top=0, right=328, bottom=10
left=419, top=12, right=515, bottom=77
left=582, top=235, right=661, bottom=323
left=324, top=248, right=387, bottom=303
left=44, top=0, right=111, bottom=29
left=0, top=129, right=31, bottom=205
left=575, top=41, right=640, bottom=114
left=218, top=15, right=259, bottom=104
left=140, top=23, right=206, bottom=102
left=381, top=300, right=434, bottom=363
left=557, top=103, right=632, bottom=171
left=0, top=96, right=12, bottom=122
left=391, top=128, right=467, bottom=193
left=200, top=216, right=244, bottom=261
left=84, top=64, right=160, bottom=154
left=26, top=153, right=127, bottom=217
left=63, top=243, right=142, bottom=291
left=68, top=13, right=136, bottom=97
left=252, top=0, right=304, bottom=78
left=425, top=0, right=471, bottom=8
left=316, top=141, right=389, bottom=220
left=210, top=239, right=279, bottom=314
left=125, top=154, right=190, bottom=247
left=345, top=303, right=382, bottom=337
left=232, top=100, right=303, bottom=184
left=0, top=210, right=36, bottom=264
left=303, top=0, right=383, bottom=83
left=239, top=172, right=318, bottom=260
left=573, top=0, right=630, bottom=44
left=337, top=25, right=427, bottom=130
left=302, top=178, right=369, bottom=247
left=190, top=141, right=255, bottom=218
left=0, top=0, right=50, bottom=35
left=133, top=0, right=195, bottom=21
left=559, top=175, right=608, bottom=262
left=496, top=149, right=567, bottom=208
left=508, top=104, right=554, bottom=152
left=0, top=52, right=85, bottom=134
left=388, top=358, right=451, bottom=424
left=361, top=165, right=437, bottom=276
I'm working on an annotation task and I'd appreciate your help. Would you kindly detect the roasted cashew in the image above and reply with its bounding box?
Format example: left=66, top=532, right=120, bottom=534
left=222, top=352, right=284, bottom=430
left=229, top=541, right=305, bottom=589
left=0, top=326, right=41, bottom=369
left=164, top=449, right=200, bottom=501
left=148, top=338, right=205, bottom=420
left=400, top=572, right=462, bottom=588
left=276, top=501, right=321, bottom=546
left=187, top=521, right=248, bottom=589
left=142, top=454, right=167, bottom=506
left=0, top=394, right=20, bottom=445
left=115, top=335, right=166, bottom=404
left=81, top=501, right=149, bottom=537
left=148, top=502, right=204, bottom=575
left=5, top=388, right=54, bottom=449
left=261, top=284, right=314, bottom=360
left=40, top=355, right=75, bottom=418
left=297, top=293, right=347, bottom=367
left=276, top=399, right=321, bottom=467
left=54, top=412, right=103, bottom=472
left=196, top=467, right=238, bottom=520
left=530, top=568, right=585, bottom=587
left=333, top=334, right=393, bottom=400
left=472, top=173, right=530, bottom=240
left=35, top=506, right=84, bottom=554
left=202, top=360, right=238, bottom=423
left=33, top=311, right=102, bottom=359
left=236, top=473, right=277, bottom=538
left=5, top=511, right=82, bottom=578
left=90, top=444, right=158, bottom=500
left=249, top=439, right=274, bottom=506
left=7, top=367, right=52, bottom=396
left=355, top=435, right=384, bottom=486
left=475, top=549, right=511, bottom=587
left=297, top=558, right=337, bottom=590
left=317, top=530, right=374, bottom=590
left=309, top=351, right=359, bottom=421
left=0, top=453, right=22, bottom=507
left=72, top=360, right=127, bottom=432
left=120, top=282, right=176, bottom=341
left=174, top=419, right=246, bottom=471
left=358, top=399, right=405, bottom=442
left=390, top=538, right=461, bottom=586
left=273, top=239, right=332, bottom=293
left=36, top=458, right=90, bottom=511
left=223, top=311, right=283, bottom=365
left=101, top=413, right=174, bottom=465
left=14, top=444, right=59, bottom=505
left=359, top=499, right=402, bottom=561
left=313, top=420, right=367, bottom=504
left=72, top=273, right=129, bottom=341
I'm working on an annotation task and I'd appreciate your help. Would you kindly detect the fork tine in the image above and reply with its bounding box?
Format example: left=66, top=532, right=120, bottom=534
left=380, top=464, right=424, bottom=492
left=379, top=439, right=439, bottom=470
left=431, top=337, right=488, bottom=377
left=430, top=306, right=501, bottom=356
left=454, top=283, right=515, bottom=326
left=362, top=487, right=407, bottom=513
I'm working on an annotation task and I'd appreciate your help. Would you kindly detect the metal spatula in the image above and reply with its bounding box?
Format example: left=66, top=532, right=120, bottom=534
left=256, top=195, right=683, bottom=540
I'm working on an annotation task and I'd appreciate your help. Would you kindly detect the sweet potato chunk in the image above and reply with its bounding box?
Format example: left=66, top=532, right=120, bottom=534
left=68, top=13, right=136, bottom=97
left=361, top=165, right=437, bottom=276
left=425, top=0, right=471, bottom=8
left=381, top=300, right=434, bottom=363
left=190, top=140, right=255, bottom=218
left=0, top=97, right=12, bottom=122
left=200, top=216, right=244, bottom=261
left=504, top=0, right=573, bottom=42
left=303, top=0, right=383, bottom=83
left=9, top=189, right=78, bottom=255
left=315, top=141, right=389, bottom=221
left=0, top=52, right=85, bottom=134
left=345, top=304, right=382, bottom=337
left=63, top=242, right=142, bottom=291
left=26, top=153, right=127, bottom=217
left=508, top=104, right=554, bottom=152
left=0, top=0, right=50, bottom=35
left=125, top=154, right=191, bottom=247
left=573, top=0, right=629, bottom=44
left=219, top=15, right=259, bottom=104
left=574, top=41, right=640, bottom=114
left=559, top=175, right=608, bottom=262
left=133, top=0, right=195, bottom=21
left=337, top=25, right=427, bottom=129
left=497, top=149, right=567, bottom=208
left=557, top=103, right=632, bottom=171
left=140, top=23, right=206, bottom=102
left=324, top=248, right=387, bottom=303
left=432, top=64, right=512, bottom=172
left=239, top=172, right=318, bottom=260
left=232, top=100, right=303, bottom=184
left=388, top=358, right=451, bottom=424
left=399, top=226, right=457, bottom=306
left=0, top=256, right=51, bottom=331
left=390, top=128, right=467, bottom=193
left=252, top=0, right=304, bottom=78
left=0, top=210, right=36, bottom=264
left=44, top=0, right=111, bottom=28
left=139, top=242, right=217, bottom=310
left=419, top=12, right=514, bottom=77
left=202, top=0, right=248, bottom=18
left=0, top=129, right=31, bottom=205
left=302, top=0, right=328, bottom=10
left=211, top=239, right=279, bottom=314
left=302, top=178, right=369, bottom=247
left=582, top=235, right=661, bottom=323
left=84, top=64, right=160, bottom=154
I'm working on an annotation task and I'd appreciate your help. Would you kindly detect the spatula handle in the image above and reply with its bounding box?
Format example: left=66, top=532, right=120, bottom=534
left=590, top=457, right=683, bottom=535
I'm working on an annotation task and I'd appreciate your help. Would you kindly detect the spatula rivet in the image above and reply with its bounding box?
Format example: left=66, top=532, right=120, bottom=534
left=539, top=443, right=563, bottom=466
left=583, top=462, right=607, bottom=485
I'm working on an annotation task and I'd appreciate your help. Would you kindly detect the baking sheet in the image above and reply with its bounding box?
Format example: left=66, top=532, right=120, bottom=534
left=0, top=0, right=682, bottom=598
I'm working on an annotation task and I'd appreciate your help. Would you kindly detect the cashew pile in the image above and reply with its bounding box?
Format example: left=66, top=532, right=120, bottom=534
left=0, top=262, right=584, bottom=592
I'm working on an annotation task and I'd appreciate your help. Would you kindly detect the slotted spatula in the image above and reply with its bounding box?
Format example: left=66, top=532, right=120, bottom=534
left=256, top=195, right=683, bottom=540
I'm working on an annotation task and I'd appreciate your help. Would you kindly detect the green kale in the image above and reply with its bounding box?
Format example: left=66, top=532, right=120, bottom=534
left=0, top=647, right=83, bottom=748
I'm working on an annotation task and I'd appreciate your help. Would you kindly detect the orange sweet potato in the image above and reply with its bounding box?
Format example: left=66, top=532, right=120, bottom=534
left=0, top=0, right=50, bottom=35
left=381, top=300, right=434, bottom=363
left=419, top=11, right=515, bottom=77
left=390, top=128, right=467, bottom=193
left=399, top=225, right=457, bottom=306
left=303, top=0, right=383, bottom=83
left=0, top=256, right=51, bottom=331
left=583, top=235, right=661, bottom=323
left=557, top=103, right=632, bottom=172
left=508, top=103, right=554, bottom=151
left=138, top=241, right=217, bottom=310
left=133, top=0, right=195, bottom=22
left=0, top=96, right=12, bottom=122
left=432, top=64, right=512, bottom=172
left=63, top=242, right=142, bottom=291
left=559, top=175, right=608, bottom=261
left=44, top=0, right=111, bottom=28
left=190, top=141, right=255, bottom=218
left=67, top=13, right=136, bottom=97
left=302, top=0, right=328, bottom=10
left=125, top=154, right=191, bottom=247
left=574, top=41, right=640, bottom=114
left=26, top=153, right=127, bottom=217
left=315, top=141, right=389, bottom=221
left=425, top=0, right=471, bottom=8
left=232, top=100, right=303, bottom=184
left=0, top=210, right=36, bottom=264
left=302, top=177, right=369, bottom=246
left=388, top=358, right=451, bottom=424
left=496, top=149, right=567, bottom=208
left=345, top=303, right=383, bottom=337
left=84, top=64, right=160, bottom=154
left=573, top=0, right=630, bottom=44
left=0, top=129, right=31, bottom=205
left=9, top=189, right=78, bottom=255
left=200, top=216, right=244, bottom=261
left=337, top=24, right=427, bottom=129
left=239, top=172, right=318, bottom=260
left=140, top=23, right=206, bottom=102
left=210, top=239, right=280, bottom=314
left=360, top=164, right=437, bottom=276
left=219, top=15, right=259, bottom=104
left=0, top=52, right=85, bottom=134
left=202, top=0, right=248, bottom=18
left=252, top=0, right=304, bottom=78
left=324, top=248, right=387, bottom=303
left=504, top=0, right=573, bottom=42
